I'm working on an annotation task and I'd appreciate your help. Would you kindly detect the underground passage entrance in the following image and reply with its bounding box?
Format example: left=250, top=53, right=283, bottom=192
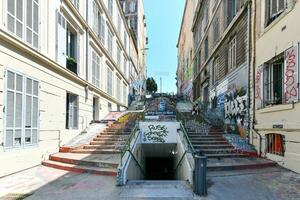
left=145, top=157, right=175, bottom=180
left=142, top=144, right=177, bottom=180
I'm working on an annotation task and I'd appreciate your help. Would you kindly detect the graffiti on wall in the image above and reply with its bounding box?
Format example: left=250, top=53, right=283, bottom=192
left=224, top=87, right=247, bottom=126
left=284, top=46, right=299, bottom=103
left=143, top=125, right=169, bottom=143
left=255, top=65, right=263, bottom=108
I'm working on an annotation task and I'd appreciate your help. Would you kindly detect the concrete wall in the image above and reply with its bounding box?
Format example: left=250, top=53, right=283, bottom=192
left=252, top=0, right=300, bottom=173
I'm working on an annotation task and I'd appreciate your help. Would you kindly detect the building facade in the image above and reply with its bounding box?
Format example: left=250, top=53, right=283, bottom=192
left=176, top=0, right=199, bottom=100
left=251, top=0, right=300, bottom=173
left=120, top=0, right=148, bottom=96
left=192, top=0, right=251, bottom=137
left=0, top=0, right=141, bottom=176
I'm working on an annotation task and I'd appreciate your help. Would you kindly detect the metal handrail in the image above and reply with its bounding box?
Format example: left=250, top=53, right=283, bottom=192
left=180, top=122, right=195, bottom=155
left=173, top=122, right=196, bottom=174
left=120, top=124, right=138, bottom=166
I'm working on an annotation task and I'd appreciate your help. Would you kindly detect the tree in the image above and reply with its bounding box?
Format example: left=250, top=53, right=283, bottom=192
left=146, top=77, right=158, bottom=94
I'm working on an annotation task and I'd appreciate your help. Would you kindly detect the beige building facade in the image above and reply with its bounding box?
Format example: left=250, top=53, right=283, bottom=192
left=251, top=0, right=300, bottom=173
left=176, top=0, right=198, bottom=100
left=0, top=0, right=137, bottom=177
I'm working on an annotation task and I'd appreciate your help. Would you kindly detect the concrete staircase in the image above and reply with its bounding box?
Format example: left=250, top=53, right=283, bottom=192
left=186, top=124, right=276, bottom=171
left=119, top=180, right=194, bottom=200
left=42, top=114, right=140, bottom=176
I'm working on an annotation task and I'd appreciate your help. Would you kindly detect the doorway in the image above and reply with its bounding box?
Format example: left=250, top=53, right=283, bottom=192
left=93, top=97, right=99, bottom=121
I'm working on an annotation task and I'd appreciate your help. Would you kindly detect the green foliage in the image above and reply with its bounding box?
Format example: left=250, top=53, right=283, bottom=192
left=146, top=77, right=158, bottom=94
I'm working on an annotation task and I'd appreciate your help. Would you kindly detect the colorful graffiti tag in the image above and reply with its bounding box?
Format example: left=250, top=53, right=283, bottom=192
left=284, top=46, right=299, bottom=103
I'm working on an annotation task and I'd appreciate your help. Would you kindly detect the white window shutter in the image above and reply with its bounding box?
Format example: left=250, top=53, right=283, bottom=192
left=56, top=11, right=67, bottom=67
left=77, top=34, right=80, bottom=74
left=284, top=45, right=299, bottom=103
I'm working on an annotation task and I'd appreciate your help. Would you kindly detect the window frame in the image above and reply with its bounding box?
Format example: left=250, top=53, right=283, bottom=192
left=228, top=36, right=237, bottom=71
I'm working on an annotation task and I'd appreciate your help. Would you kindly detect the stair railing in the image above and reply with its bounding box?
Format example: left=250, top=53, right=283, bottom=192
left=117, top=120, right=145, bottom=186
left=174, top=122, right=196, bottom=174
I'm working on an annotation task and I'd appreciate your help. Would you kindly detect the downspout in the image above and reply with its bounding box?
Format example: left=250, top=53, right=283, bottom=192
left=250, top=0, right=262, bottom=156
left=85, top=0, right=89, bottom=82
left=247, top=1, right=252, bottom=137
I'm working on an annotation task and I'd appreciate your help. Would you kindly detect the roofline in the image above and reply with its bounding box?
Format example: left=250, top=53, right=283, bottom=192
left=176, top=0, right=189, bottom=48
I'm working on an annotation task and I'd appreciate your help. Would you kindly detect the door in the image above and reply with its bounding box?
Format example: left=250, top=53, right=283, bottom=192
left=4, top=70, right=39, bottom=149
left=66, top=93, right=78, bottom=129
left=93, top=97, right=99, bottom=121
left=56, top=10, right=67, bottom=67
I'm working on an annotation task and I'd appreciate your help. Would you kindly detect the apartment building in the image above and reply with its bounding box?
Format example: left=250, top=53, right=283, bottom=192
left=120, top=0, right=148, bottom=95
left=0, top=0, right=136, bottom=176
left=192, top=0, right=251, bottom=136
left=251, top=0, right=300, bottom=173
left=177, top=0, right=199, bottom=100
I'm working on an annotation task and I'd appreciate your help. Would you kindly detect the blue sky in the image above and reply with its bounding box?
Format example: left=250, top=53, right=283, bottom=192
left=144, top=0, right=185, bottom=94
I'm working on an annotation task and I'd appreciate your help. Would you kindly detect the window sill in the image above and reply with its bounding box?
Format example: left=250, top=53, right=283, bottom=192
left=258, top=103, right=294, bottom=114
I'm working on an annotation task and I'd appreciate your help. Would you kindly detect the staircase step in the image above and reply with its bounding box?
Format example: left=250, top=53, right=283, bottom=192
left=192, top=141, right=228, bottom=145
left=93, top=138, right=127, bottom=142
left=193, top=144, right=232, bottom=149
left=200, top=148, right=236, bottom=154
left=206, top=153, right=247, bottom=158
left=207, top=160, right=277, bottom=171
left=71, top=149, right=121, bottom=154
left=83, top=145, right=122, bottom=150
left=49, top=153, right=119, bottom=169
left=42, top=160, right=117, bottom=176
left=97, top=135, right=129, bottom=139
left=90, top=141, right=125, bottom=145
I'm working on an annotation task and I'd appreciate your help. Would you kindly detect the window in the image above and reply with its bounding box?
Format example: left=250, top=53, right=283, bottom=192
left=123, top=83, right=127, bottom=104
left=71, top=0, right=79, bottom=10
left=204, top=37, right=209, bottom=61
left=108, top=0, right=113, bottom=17
left=123, top=55, right=127, bottom=77
left=107, top=27, right=113, bottom=56
left=66, top=25, right=79, bottom=74
left=4, top=70, right=39, bottom=148
left=227, top=0, right=237, bottom=25
left=212, top=57, right=219, bottom=84
left=108, top=102, right=112, bottom=112
left=228, top=36, right=237, bottom=71
left=265, top=0, right=286, bottom=26
left=124, top=31, right=127, bottom=50
left=213, top=18, right=220, bottom=45
left=263, top=58, right=284, bottom=106
left=129, top=1, right=136, bottom=13
left=116, top=76, right=121, bottom=101
left=66, top=93, right=79, bottom=129
left=198, top=50, right=202, bottom=74
left=92, top=50, right=101, bottom=88
left=93, top=2, right=105, bottom=45
left=7, top=0, right=39, bottom=49
left=266, top=133, right=285, bottom=156
left=117, top=14, right=121, bottom=34
left=107, top=67, right=113, bottom=95
left=117, top=45, right=121, bottom=66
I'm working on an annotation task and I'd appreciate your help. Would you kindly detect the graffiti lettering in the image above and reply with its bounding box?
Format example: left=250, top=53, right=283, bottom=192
left=255, top=67, right=263, bottom=100
left=144, top=125, right=168, bottom=143
left=284, top=47, right=298, bottom=103
left=224, top=94, right=247, bottom=126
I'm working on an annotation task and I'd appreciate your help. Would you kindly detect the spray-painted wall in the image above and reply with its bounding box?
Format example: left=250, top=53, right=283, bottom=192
left=210, top=63, right=249, bottom=136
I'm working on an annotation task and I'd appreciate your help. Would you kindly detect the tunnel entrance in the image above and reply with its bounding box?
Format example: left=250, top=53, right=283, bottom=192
left=145, top=157, right=175, bottom=180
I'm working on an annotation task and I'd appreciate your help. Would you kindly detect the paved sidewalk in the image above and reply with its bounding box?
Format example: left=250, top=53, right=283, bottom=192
left=0, top=166, right=300, bottom=200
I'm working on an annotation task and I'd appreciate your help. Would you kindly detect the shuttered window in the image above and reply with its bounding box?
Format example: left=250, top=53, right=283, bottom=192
left=265, top=0, right=286, bottom=26
left=117, top=45, right=121, bottom=66
left=66, top=93, right=79, bottom=129
left=107, top=67, right=113, bottom=96
left=100, top=15, right=105, bottom=45
left=7, top=0, right=39, bottom=49
left=4, top=70, right=39, bottom=149
left=116, top=76, right=121, bottom=101
left=123, top=83, right=127, bottom=105
left=228, top=36, right=237, bottom=71
left=92, top=50, right=101, bottom=88
left=107, top=27, right=113, bottom=56
left=108, top=0, right=113, bottom=17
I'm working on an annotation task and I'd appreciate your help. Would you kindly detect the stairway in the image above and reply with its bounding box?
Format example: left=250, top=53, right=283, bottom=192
left=119, top=180, right=194, bottom=200
left=42, top=113, right=140, bottom=176
left=186, top=123, right=276, bottom=171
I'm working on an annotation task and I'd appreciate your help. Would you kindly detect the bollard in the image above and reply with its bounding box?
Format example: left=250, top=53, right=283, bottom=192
left=193, top=154, right=207, bottom=196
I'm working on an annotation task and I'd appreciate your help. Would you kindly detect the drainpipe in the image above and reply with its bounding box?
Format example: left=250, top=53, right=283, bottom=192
left=249, top=0, right=262, bottom=156
left=247, top=0, right=252, bottom=139
left=85, top=0, right=89, bottom=82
